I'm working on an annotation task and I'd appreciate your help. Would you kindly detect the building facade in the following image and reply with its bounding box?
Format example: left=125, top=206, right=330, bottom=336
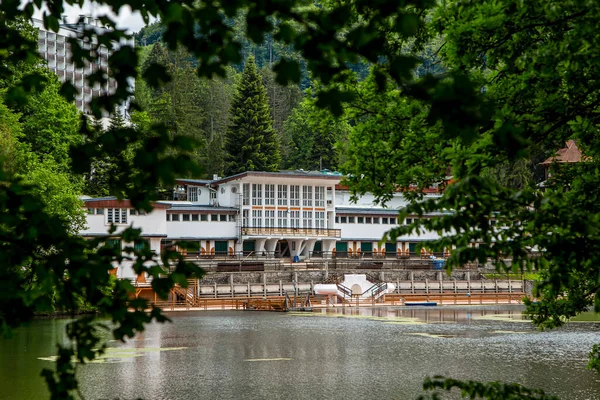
left=33, top=16, right=133, bottom=114
left=81, top=171, right=447, bottom=279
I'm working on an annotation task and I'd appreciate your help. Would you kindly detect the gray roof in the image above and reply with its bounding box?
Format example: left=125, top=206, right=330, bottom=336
left=82, top=196, right=118, bottom=202
left=335, top=207, right=400, bottom=216
left=335, top=207, right=453, bottom=217
left=176, top=179, right=213, bottom=185
left=167, top=204, right=238, bottom=212
left=212, top=170, right=343, bottom=184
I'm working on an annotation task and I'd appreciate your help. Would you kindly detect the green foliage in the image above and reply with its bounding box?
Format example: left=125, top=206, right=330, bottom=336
left=282, top=90, right=349, bottom=171
left=341, top=69, right=448, bottom=203
left=225, top=55, right=281, bottom=175
left=19, top=78, right=82, bottom=172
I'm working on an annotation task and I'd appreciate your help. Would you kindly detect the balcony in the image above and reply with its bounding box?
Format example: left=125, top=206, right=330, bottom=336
left=241, top=227, right=341, bottom=238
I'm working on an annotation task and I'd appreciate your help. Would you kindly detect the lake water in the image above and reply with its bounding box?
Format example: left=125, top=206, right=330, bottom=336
left=1, top=306, right=599, bottom=400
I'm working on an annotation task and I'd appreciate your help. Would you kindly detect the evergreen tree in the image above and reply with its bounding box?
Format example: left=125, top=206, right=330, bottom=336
left=225, top=55, right=280, bottom=175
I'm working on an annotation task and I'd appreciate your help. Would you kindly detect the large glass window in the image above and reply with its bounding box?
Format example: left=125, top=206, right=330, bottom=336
left=290, top=210, right=300, bottom=228
left=265, top=210, right=275, bottom=227
left=277, top=210, right=288, bottom=227
left=277, top=185, right=288, bottom=206
left=107, top=208, right=127, bottom=224
left=315, top=211, right=325, bottom=228
left=290, top=185, right=300, bottom=206
left=302, top=186, right=313, bottom=207
left=252, top=209, right=262, bottom=227
left=243, top=183, right=250, bottom=206
left=188, top=186, right=199, bottom=202
left=243, top=209, right=249, bottom=226
left=265, top=184, right=275, bottom=205
left=315, top=186, right=325, bottom=207
left=252, top=184, right=262, bottom=205
left=302, top=211, right=313, bottom=228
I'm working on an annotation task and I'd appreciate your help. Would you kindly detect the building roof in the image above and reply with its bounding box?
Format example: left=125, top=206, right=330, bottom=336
left=158, top=201, right=238, bottom=213
left=541, top=140, right=587, bottom=165
left=212, top=170, right=343, bottom=185
left=335, top=207, right=401, bottom=216
left=82, top=197, right=171, bottom=209
left=175, top=178, right=213, bottom=186
left=335, top=207, right=452, bottom=217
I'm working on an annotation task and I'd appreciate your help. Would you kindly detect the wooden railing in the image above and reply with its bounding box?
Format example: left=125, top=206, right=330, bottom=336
left=242, top=226, right=341, bottom=238
left=383, top=292, right=527, bottom=305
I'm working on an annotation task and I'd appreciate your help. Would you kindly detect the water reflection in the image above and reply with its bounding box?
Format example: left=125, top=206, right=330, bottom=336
left=0, top=307, right=598, bottom=400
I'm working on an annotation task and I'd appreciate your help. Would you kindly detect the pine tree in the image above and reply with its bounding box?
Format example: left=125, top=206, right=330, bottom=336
left=225, top=55, right=280, bottom=175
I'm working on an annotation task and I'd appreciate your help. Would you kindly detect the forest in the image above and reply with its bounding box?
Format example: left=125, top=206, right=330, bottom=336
left=1, top=0, right=600, bottom=399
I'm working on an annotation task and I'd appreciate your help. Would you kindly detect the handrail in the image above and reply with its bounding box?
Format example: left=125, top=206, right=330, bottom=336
left=336, top=283, right=353, bottom=298
left=242, top=226, right=341, bottom=238
left=371, top=283, right=388, bottom=298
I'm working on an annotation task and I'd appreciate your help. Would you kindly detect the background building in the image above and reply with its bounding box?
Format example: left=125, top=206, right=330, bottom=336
left=32, top=15, right=133, bottom=115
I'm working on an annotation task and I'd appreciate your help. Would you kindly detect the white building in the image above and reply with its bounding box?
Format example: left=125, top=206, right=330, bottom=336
left=80, top=171, right=447, bottom=279
left=81, top=197, right=169, bottom=279
left=33, top=16, right=133, bottom=114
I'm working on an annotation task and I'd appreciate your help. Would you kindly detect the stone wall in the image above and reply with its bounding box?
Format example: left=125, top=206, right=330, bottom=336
left=198, top=268, right=482, bottom=285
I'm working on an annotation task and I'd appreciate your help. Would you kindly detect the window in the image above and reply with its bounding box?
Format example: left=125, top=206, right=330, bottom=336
left=290, top=185, right=300, bottom=206
left=134, top=239, right=149, bottom=251
left=405, top=218, right=412, bottom=225
left=182, top=214, right=190, bottom=221
left=211, top=214, right=218, bottom=221
left=265, top=210, right=275, bottom=227
left=265, top=184, right=275, bottom=205
left=390, top=217, right=396, bottom=224
left=358, top=217, right=364, bottom=223
left=366, top=217, right=372, bottom=224
left=229, top=215, right=236, bottom=222
left=171, top=214, right=180, bottom=221
left=252, top=184, right=262, bottom=205
left=188, top=186, right=199, bottom=202
left=277, top=185, right=288, bottom=206
left=315, top=186, right=325, bottom=207
left=243, top=209, right=249, bottom=226
left=220, top=214, right=227, bottom=222
left=96, top=208, right=104, bottom=215
left=291, top=210, right=300, bottom=228
left=340, top=216, right=347, bottom=223
left=201, top=214, right=208, bottom=221
left=192, top=214, right=199, bottom=221
left=106, top=239, right=121, bottom=250
left=252, top=210, right=262, bottom=227
left=348, top=216, right=355, bottom=223
left=107, top=208, right=127, bottom=224
left=303, top=211, right=313, bottom=228
left=373, top=217, right=380, bottom=224
left=335, top=216, right=339, bottom=223
left=210, top=191, right=217, bottom=202
left=243, top=183, right=250, bottom=206
left=382, top=217, right=388, bottom=224
left=316, top=211, right=325, bottom=228
left=166, top=214, right=170, bottom=221
left=277, top=210, right=288, bottom=227
left=87, top=208, right=94, bottom=214
left=302, top=186, right=313, bottom=207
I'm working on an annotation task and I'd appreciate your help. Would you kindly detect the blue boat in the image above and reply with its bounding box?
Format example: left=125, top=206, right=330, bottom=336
left=405, top=301, right=438, bottom=306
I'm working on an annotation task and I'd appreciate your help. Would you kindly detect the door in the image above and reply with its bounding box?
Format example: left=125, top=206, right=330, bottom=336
left=335, top=241, right=348, bottom=258
left=243, top=240, right=255, bottom=256
left=360, top=242, right=373, bottom=257
left=215, top=240, right=228, bottom=256
left=385, top=242, right=397, bottom=258
left=312, top=241, right=322, bottom=257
